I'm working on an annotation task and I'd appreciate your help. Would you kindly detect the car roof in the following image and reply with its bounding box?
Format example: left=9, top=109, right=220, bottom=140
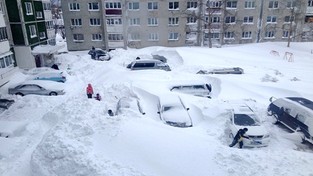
left=158, top=94, right=182, bottom=105
left=11, top=80, right=64, bottom=88
left=286, top=97, right=313, bottom=111
left=232, top=105, right=254, bottom=114
left=132, top=59, right=162, bottom=63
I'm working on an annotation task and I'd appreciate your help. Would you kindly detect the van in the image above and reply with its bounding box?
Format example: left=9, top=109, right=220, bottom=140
left=267, top=97, right=313, bottom=144
left=169, top=82, right=212, bottom=98
left=126, top=60, right=171, bottom=71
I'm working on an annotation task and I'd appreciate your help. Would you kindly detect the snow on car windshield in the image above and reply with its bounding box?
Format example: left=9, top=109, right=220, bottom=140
left=234, top=114, right=259, bottom=126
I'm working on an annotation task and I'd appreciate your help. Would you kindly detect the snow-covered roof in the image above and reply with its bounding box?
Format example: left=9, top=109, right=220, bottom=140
left=32, top=44, right=65, bottom=55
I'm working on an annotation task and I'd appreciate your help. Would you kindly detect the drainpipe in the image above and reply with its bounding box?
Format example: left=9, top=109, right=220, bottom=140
left=257, top=0, right=264, bottom=43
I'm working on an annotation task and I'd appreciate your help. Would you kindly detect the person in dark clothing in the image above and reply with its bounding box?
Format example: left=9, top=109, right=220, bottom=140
left=51, top=64, right=59, bottom=70
left=229, top=128, right=249, bottom=148
left=88, top=46, right=96, bottom=59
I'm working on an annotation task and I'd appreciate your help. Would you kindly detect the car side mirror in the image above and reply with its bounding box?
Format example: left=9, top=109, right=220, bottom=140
left=157, top=112, right=160, bottom=114
left=186, top=108, right=190, bottom=111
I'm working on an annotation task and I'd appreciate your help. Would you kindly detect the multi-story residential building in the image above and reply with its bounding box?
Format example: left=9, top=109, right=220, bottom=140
left=4, top=0, right=56, bottom=69
left=0, top=0, right=17, bottom=87
left=303, top=0, right=313, bottom=41
left=62, top=0, right=312, bottom=51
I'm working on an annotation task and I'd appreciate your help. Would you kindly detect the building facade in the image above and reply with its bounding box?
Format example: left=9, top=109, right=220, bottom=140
left=62, top=0, right=312, bottom=51
left=0, top=0, right=17, bottom=86
left=4, top=0, right=55, bottom=69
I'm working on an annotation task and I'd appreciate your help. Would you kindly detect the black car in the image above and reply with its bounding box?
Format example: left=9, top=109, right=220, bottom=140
left=88, top=48, right=111, bottom=61
left=267, top=97, right=313, bottom=144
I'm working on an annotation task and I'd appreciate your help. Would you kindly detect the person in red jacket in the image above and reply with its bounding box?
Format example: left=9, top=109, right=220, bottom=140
left=86, top=84, right=94, bottom=98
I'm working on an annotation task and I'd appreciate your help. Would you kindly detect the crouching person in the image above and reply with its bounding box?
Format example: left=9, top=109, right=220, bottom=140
left=229, top=128, right=249, bottom=149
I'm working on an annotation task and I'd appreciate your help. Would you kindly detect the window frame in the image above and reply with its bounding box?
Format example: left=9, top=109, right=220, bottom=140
left=88, top=2, right=100, bottom=11
left=225, top=16, right=236, bottom=24
left=73, top=34, right=84, bottom=42
left=129, top=18, right=140, bottom=26
left=69, top=2, right=80, bottom=11
left=25, top=2, right=33, bottom=15
left=90, top=18, right=101, bottom=26
left=265, top=31, right=275, bottom=38
left=244, top=1, right=255, bottom=9
left=268, top=1, right=278, bottom=9
left=91, top=34, right=102, bottom=41
left=168, top=32, right=179, bottom=40
left=148, top=33, right=159, bottom=41
left=226, top=1, right=237, bottom=9
left=187, top=1, right=198, bottom=8
left=224, top=31, right=235, bottom=39
left=148, top=2, right=158, bottom=10
left=148, top=18, right=158, bottom=26
left=29, top=25, right=37, bottom=38
left=242, top=31, right=252, bottom=39
left=243, top=16, right=253, bottom=24
left=168, top=17, right=179, bottom=26
left=71, top=19, right=82, bottom=26
left=169, top=1, right=179, bottom=10
left=267, top=16, right=277, bottom=23
left=129, top=2, right=140, bottom=10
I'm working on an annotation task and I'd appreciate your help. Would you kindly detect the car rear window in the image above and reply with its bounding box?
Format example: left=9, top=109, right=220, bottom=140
left=134, top=62, right=155, bottom=68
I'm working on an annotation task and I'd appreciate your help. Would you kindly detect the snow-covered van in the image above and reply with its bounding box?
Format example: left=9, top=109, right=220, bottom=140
left=267, top=97, right=313, bottom=144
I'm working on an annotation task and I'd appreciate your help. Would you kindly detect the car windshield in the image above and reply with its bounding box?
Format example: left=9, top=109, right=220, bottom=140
left=234, top=114, right=259, bottom=126
left=163, top=106, right=172, bottom=111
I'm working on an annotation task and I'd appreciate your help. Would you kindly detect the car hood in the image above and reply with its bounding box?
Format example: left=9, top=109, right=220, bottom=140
left=235, top=125, right=269, bottom=136
left=162, top=108, right=191, bottom=124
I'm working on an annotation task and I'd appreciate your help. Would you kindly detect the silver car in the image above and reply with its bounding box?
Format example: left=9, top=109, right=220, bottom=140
left=8, top=80, right=65, bottom=96
left=126, top=60, right=171, bottom=71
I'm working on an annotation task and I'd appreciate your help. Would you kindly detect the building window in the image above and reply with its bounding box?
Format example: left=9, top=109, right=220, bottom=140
left=39, top=32, right=46, bottom=39
left=129, top=18, right=140, bottom=26
left=225, top=16, right=236, bottom=24
left=92, top=34, right=102, bottom=41
left=267, top=16, right=277, bottom=23
left=88, top=2, right=99, bottom=11
left=284, top=16, right=294, bottom=22
left=69, top=3, right=80, bottom=11
left=73, top=34, right=84, bottom=41
left=265, top=31, right=275, bottom=38
left=129, top=33, right=140, bottom=41
left=108, top=34, right=123, bottom=41
left=129, top=2, right=139, bottom=10
left=210, top=33, right=220, bottom=39
left=148, top=33, right=159, bottom=41
left=309, top=0, right=313, bottom=6
left=106, top=18, right=122, bottom=25
left=43, top=3, right=51, bottom=10
left=46, top=21, right=54, bottom=29
left=242, top=31, right=252, bottom=39
left=268, top=1, right=278, bottom=9
left=169, top=2, right=179, bottom=10
left=90, top=18, right=101, bottom=26
left=282, top=30, right=289, bottom=38
left=169, top=17, right=179, bottom=25
left=187, top=16, right=197, bottom=23
left=148, top=18, right=158, bottom=26
left=0, top=27, right=8, bottom=41
left=0, top=1, right=3, bottom=12
left=0, top=54, right=14, bottom=69
left=243, top=16, right=253, bottom=23
left=105, top=2, right=122, bottom=9
left=226, top=1, right=237, bottom=9
left=286, top=1, right=295, bottom=8
left=25, top=2, right=33, bottom=15
left=244, top=1, right=255, bottom=8
left=148, top=2, right=158, bottom=10
left=187, top=1, right=198, bottom=8
left=29, top=25, right=37, bottom=38
left=211, top=16, right=220, bottom=23
left=168, top=32, right=179, bottom=40
left=208, top=1, right=222, bottom=8
left=71, top=19, right=82, bottom=26
left=36, top=12, right=43, bottom=19
left=224, top=31, right=235, bottom=39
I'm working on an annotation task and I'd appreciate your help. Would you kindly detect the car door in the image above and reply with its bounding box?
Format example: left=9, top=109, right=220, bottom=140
left=279, top=107, right=299, bottom=131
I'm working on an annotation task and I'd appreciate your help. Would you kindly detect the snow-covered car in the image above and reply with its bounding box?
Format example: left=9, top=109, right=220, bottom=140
left=8, top=80, right=65, bottom=96
left=157, top=94, right=192, bottom=127
left=88, top=48, right=111, bottom=61
left=228, top=105, right=270, bottom=147
left=169, top=81, right=212, bottom=98
left=32, top=71, right=66, bottom=83
left=24, top=67, right=60, bottom=75
left=197, top=67, right=244, bottom=74
left=126, top=60, right=171, bottom=71
left=267, top=97, right=313, bottom=144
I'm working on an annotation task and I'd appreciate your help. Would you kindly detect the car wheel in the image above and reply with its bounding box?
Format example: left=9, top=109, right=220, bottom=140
left=16, top=92, right=24, bottom=96
left=49, top=92, right=57, bottom=96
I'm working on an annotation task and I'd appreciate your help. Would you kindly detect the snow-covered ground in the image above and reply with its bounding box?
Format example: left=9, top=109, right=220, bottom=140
left=1, top=39, right=313, bottom=176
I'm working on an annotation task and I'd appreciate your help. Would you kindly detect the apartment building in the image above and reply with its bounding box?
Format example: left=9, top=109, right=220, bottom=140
left=62, top=0, right=312, bottom=51
left=0, top=0, right=17, bottom=86
left=4, top=0, right=55, bottom=69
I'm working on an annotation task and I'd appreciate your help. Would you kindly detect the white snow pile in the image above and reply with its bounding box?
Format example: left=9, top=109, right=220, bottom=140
left=0, top=41, right=313, bottom=176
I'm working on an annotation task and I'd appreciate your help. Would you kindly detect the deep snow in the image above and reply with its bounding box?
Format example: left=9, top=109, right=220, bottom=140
left=0, top=38, right=313, bottom=176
